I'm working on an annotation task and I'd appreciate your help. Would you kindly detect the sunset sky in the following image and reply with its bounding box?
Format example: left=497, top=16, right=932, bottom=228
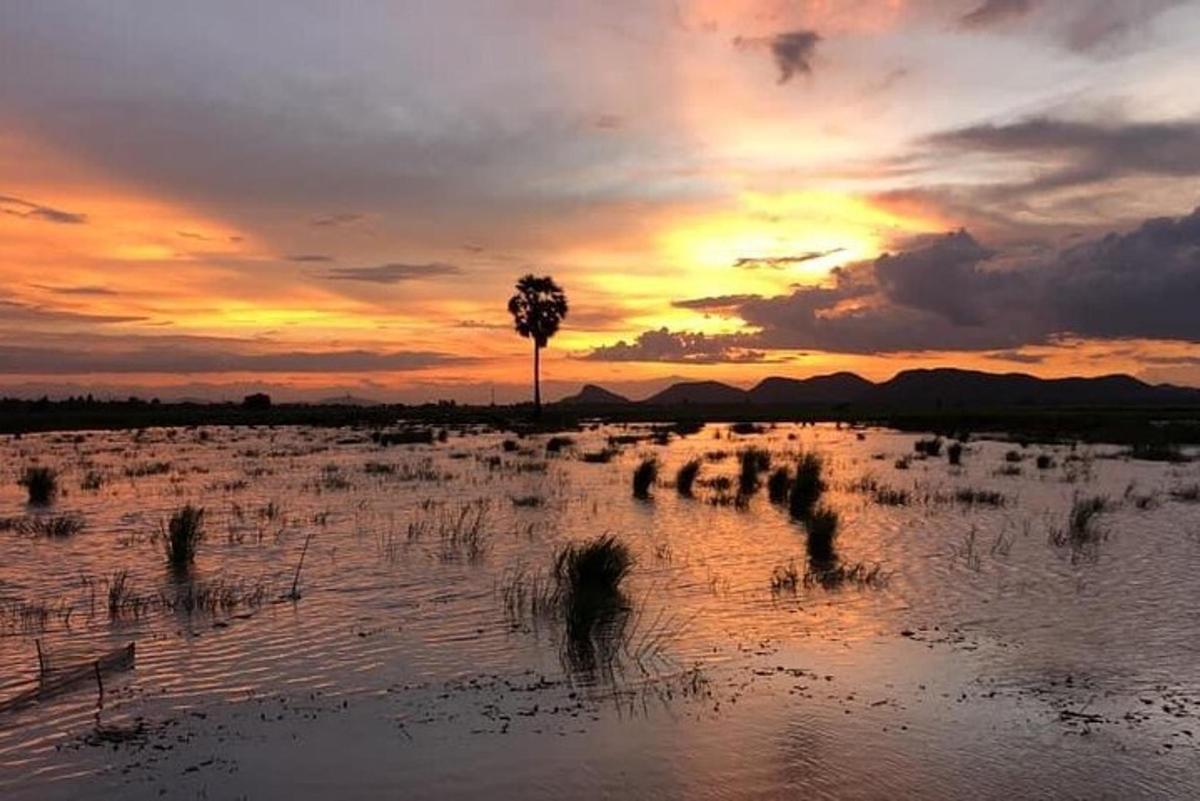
left=2, top=0, right=1199, bottom=402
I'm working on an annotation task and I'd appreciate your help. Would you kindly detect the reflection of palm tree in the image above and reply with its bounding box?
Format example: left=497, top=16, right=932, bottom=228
left=507, top=274, right=568, bottom=416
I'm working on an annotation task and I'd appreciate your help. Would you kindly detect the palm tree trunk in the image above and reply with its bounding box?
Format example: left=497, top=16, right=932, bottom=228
left=533, top=341, right=542, bottom=416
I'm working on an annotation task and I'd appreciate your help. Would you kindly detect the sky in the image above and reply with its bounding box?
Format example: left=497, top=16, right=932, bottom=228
left=2, top=0, right=1199, bottom=402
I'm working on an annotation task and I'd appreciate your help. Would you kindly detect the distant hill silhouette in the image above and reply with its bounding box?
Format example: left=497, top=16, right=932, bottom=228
left=315, top=394, right=381, bottom=407
left=749, top=372, right=875, bottom=405
left=556, top=368, right=1200, bottom=409
left=643, top=380, right=749, bottom=405
left=558, top=384, right=631, bottom=405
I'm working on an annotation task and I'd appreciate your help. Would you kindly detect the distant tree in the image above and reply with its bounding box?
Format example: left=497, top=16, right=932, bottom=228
left=507, top=274, right=568, bottom=416
left=242, top=392, right=272, bottom=410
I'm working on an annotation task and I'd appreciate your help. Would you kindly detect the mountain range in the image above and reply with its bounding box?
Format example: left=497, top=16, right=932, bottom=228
left=557, top=368, right=1200, bottom=409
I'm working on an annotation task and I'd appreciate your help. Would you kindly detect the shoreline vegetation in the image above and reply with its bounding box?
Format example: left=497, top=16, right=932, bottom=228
left=3, top=396, right=1200, bottom=447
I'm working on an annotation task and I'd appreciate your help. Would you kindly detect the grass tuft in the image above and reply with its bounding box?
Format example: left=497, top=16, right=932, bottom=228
left=164, top=505, right=205, bottom=570
left=675, top=459, right=702, bottom=497
left=788, top=453, right=825, bottom=519
left=632, top=457, right=658, bottom=499
left=19, top=466, right=57, bottom=506
left=805, top=504, right=839, bottom=563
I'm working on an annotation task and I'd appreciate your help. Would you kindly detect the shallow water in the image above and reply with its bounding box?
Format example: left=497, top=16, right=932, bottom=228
left=1, top=423, right=1199, bottom=799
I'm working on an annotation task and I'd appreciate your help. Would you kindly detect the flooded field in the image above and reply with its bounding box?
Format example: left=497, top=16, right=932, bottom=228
left=2, top=422, right=1200, bottom=799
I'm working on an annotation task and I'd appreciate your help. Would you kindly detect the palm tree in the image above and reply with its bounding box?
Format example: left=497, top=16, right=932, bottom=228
left=507, top=274, right=568, bottom=415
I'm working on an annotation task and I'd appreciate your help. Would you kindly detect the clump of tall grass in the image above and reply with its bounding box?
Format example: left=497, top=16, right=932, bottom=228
left=633, top=457, right=658, bottom=499
left=894, top=456, right=912, bottom=470
left=788, top=453, right=825, bottom=519
left=872, top=487, right=912, bottom=506
left=1049, top=494, right=1109, bottom=550
left=1004, top=449, right=1024, bottom=463
left=436, top=502, right=490, bottom=562
left=373, top=429, right=435, bottom=446
left=1035, top=453, right=1055, bottom=470
left=554, top=535, right=634, bottom=669
left=546, top=436, right=574, bottom=454
left=914, top=437, right=942, bottom=457
left=770, top=561, right=801, bottom=593
left=738, top=448, right=771, bottom=496
left=947, top=441, right=964, bottom=466
left=18, top=514, right=86, bottom=539
left=106, top=570, right=139, bottom=619
left=675, top=459, right=702, bottom=497
left=81, top=470, right=105, bottom=491
left=805, top=505, right=839, bottom=563
left=581, top=448, right=617, bottom=464
left=124, top=461, right=171, bottom=478
left=164, top=505, right=205, bottom=570
left=1125, top=441, right=1188, bottom=463
left=804, top=561, right=885, bottom=590
left=954, top=488, right=1007, bottom=507
left=19, top=466, right=57, bottom=506
left=1169, top=484, right=1200, bottom=503
left=767, top=467, right=791, bottom=504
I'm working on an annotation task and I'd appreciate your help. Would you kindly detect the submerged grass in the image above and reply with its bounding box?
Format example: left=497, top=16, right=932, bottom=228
left=805, top=505, right=839, bottom=563
left=19, top=466, right=57, bottom=506
left=18, top=514, right=86, bottom=539
left=788, top=453, right=824, bottom=519
left=675, top=459, right=702, bottom=497
left=738, top=448, right=771, bottom=497
left=1050, top=494, right=1110, bottom=551
left=766, top=466, right=791, bottom=504
left=164, top=505, right=205, bottom=570
left=633, top=457, right=658, bottom=499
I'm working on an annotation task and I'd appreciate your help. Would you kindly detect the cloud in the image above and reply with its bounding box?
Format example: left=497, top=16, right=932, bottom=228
left=1059, top=0, right=1184, bottom=53
left=584, top=328, right=766, bottom=364
left=926, top=117, right=1200, bottom=193
left=735, top=30, right=821, bottom=84
left=985, top=350, right=1046, bottom=364
left=734, top=249, right=844, bottom=269
left=0, top=342, right=467, bottom=374
left=959, top=0, right=1035, bottom=29
left=0, top=194, right=87, bottom=224
left=286, top=254, right=334, bottom=263
left=31, top=284, right=119, bottom=296
left=586, top=206, right=1200, bottom=361
left=0, top=299, right=142, bottom=324
left=310, top=213, right=363, bottom=228
left=672, top=294, right=762, bottom=312
left=324, top=262, right=462, bottom=284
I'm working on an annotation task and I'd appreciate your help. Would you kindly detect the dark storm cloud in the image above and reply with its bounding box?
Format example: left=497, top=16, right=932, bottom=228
left=287, top=254, right=334, bottom=263
left=734, top=30, right=821, bottom=84
left=324, top=262, right=462, bottom=284
left=587, top=206, right=1200, bottom=361
left=959, top=0, right=1036, bottom=29
left=0, top=194, right=87, bottom=224
left=926, top=117, right=1200, bottom=193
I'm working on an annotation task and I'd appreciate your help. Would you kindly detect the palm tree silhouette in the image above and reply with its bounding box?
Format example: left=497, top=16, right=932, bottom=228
left=507, top=274, right=568, bottom=416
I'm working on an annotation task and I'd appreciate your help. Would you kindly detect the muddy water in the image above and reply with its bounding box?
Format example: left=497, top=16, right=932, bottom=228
left=1, top=423, right=1199, bottom=799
